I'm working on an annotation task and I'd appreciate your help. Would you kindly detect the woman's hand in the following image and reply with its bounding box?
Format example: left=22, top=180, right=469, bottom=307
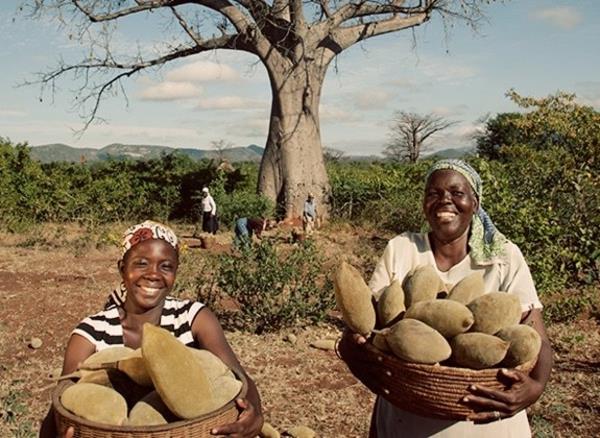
left=210, top=397, right=263, bottom=437
left=464, top=368, right=544, bottom=423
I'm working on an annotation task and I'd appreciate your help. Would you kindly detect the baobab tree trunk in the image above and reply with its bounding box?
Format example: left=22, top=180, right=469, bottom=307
left=258, top=63, right=330, bottom=221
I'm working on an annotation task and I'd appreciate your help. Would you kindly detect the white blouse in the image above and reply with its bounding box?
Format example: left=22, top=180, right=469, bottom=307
left=368, top=232, right=542, bottom=438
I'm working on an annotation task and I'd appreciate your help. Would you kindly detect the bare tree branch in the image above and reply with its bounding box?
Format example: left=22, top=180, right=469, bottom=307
left=384, top=111, right=459, bottom=162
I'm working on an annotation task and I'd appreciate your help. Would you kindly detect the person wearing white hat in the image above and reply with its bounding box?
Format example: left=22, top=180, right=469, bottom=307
left=201, top=187, right=218, bottom=234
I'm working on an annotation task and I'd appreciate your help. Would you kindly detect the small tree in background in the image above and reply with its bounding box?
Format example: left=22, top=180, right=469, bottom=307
left=383, top=111, right=457, bottom=162
left=211, top=139, right=234, bottom=162
left=323, top=147, right=346, bottom=163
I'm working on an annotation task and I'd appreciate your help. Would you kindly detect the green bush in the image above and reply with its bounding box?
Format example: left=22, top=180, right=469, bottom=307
left=328, top=160, right=431, bottom=232
left=195, top=239, right=334, bottom=333
left=203, top=169, right=275, bottom=229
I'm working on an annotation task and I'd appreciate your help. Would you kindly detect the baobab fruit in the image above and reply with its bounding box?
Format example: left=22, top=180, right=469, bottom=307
left=82, top=346, right=135, bottom=366
left=310, top=339, right=337, bottom=351
left=371, top=333, right=391, bottom=353
left=78, top=346, right=137, bottom=386
left=450, top=333, right=509, bottom=369
left=127, top=391, right=172, bottom=426
left=497, top=324, right=542, bottom=368
left=142, top=323, right=214, bottom=419
left=187, top=347, right=232, bottom=382
left=384, top=319, right=451, bottom=364
left=333, top=261, right=376, bottom=336
left=467, top=292, right=522, bottom=334
left=376, top=280, right=405, bottom=327
left=286, top=425, right=316, bottom=438
left=60, top=382, right=128, bottom=425
left=404, top=299, right=474, bottom=338
left=260, top=422, right=280, bottom=438
left=116, top=349, right=153, bottom=387
left=447, top=272, right=485, bottom=304
left=209, top=374, right=243, bottom=410
left=403, top=265, right=444, bottom=307
left=79, top=348, right=153, bottom=387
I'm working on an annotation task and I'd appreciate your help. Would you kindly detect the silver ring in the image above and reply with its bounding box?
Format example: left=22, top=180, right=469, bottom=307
left=493, top=411, right=501, bottom=420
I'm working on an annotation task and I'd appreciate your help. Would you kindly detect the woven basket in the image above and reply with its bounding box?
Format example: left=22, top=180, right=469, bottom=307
left=337, top=331, right=536, bottom=420
left=53, top=370, right=247, bottom=438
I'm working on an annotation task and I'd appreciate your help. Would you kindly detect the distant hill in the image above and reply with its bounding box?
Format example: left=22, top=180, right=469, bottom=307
left=28, top=142, right=473, bottom=164
left=427, top=146, right=476, bottom=159
left=29, top=143, right=265, bottom=163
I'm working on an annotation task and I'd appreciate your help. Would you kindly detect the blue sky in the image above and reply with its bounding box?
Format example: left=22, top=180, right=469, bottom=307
left=1, top=1, right=599, bottom=156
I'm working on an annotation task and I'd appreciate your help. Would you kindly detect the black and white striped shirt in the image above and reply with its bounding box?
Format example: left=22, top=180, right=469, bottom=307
left=72, top=297, right=205, bottom=351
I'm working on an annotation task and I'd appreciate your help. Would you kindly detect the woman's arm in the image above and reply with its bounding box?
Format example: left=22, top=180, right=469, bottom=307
left=39, top=334, right=96, bottom=438
left=191, top=308, right=263, bottom=437
left=464, top=308, right=553, bottom=422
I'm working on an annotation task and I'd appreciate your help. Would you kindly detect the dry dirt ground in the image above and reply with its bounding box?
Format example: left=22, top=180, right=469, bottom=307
left=0, top=223, right=599, bottom=437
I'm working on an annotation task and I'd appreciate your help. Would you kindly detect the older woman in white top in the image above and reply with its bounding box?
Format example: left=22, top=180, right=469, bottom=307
left=366, top=159, right=553, bottom=438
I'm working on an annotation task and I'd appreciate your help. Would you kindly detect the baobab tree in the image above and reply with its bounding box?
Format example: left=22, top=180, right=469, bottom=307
left=383, top=111, right=458, bottom=162
left=25, top=0, right=488, bottom=219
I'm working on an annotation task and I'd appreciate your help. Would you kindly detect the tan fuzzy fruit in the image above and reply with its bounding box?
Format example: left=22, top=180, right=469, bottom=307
left=82, top=346, right=135, bottom=366
left=117, top=349, right=153, bottom=387
left=403, top=265, right=444, bottom=307
left=384, top=319, right=451, bottom=364
left=78, top=369, right=112, bottom=386
left=187, top=347, right=232, bottom=382
left=77, top=347, right=135, bottom=384
left=287, top=425, right=316, bottom=438
left=128, top=391, right=174, bottom=426
left=60, top=382, right=128, bottom=426
left=333, top=262, right=376, bottom=336
left=404, top=299, right=474, bottom=338
left=497, top=324, right=542, bottom=368
left=450, top=333, right=510, bottom=369
left=467, top=292, right=522, bottom=334
left=260, top=421, right=280, bottom=438
left=447, top=272, right=485, bottom=304
left=376, top=280, right=405, bottom=327
left=310, top=339, right=337, bottom=351
left=208, top=374, right=243, bottom=410
left=371, top=333, right=391, bottom=352
left=142, top=323, right=214, bottom=419
left=79, top=348, right=153, bottom=387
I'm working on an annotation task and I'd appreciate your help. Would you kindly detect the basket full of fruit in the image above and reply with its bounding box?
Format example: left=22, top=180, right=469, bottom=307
left=334, top=262, right=540, bottom=420
left=52, top=324, right=247, bottom=438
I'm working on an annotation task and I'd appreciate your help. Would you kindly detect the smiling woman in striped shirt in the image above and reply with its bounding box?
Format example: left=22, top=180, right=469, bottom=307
left=40, top=220, right=263, bottom=438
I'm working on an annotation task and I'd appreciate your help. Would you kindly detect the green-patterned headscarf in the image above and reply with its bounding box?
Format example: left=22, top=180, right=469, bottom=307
left=426, top=159, right=507, bottom=264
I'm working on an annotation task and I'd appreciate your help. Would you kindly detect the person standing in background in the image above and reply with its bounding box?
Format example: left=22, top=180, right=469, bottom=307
left=302, top=193, right=317, bottom=235
left=201, top=187, right=217, bottom=234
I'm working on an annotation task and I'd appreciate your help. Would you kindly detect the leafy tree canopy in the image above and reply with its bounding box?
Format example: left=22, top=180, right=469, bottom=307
left=476, top=90, right=600, bottom=170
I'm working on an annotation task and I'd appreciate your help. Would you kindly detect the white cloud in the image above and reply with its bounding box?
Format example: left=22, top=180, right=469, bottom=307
left=531, top=6, right=582, bottom=30
left=0, top=109, right=27, bottom=117
left=196, top=96, right=263, bottom=110
left=352, top=88, right=395, bottom=110
left=576, top=81, right=600, bottom=109
left=419, top=59, right=478, bottom=82
left=139, top=81, right=203, bottom=101
left=166, top=61, right=239, bottom=82
left=429, top=122, right=482, bottom=149
left=431, top=104, right=469, bottom=118
left=224, top=117, right=269, bottom=139
left=319, top=105, right=361, bottom=123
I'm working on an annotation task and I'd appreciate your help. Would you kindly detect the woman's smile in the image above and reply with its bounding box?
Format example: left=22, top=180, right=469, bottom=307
left=119, top=238, right=179, bottom=313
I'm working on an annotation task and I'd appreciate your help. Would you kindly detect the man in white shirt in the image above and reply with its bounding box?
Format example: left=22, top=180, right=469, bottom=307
left=201, top=187, right=217, bottom=234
